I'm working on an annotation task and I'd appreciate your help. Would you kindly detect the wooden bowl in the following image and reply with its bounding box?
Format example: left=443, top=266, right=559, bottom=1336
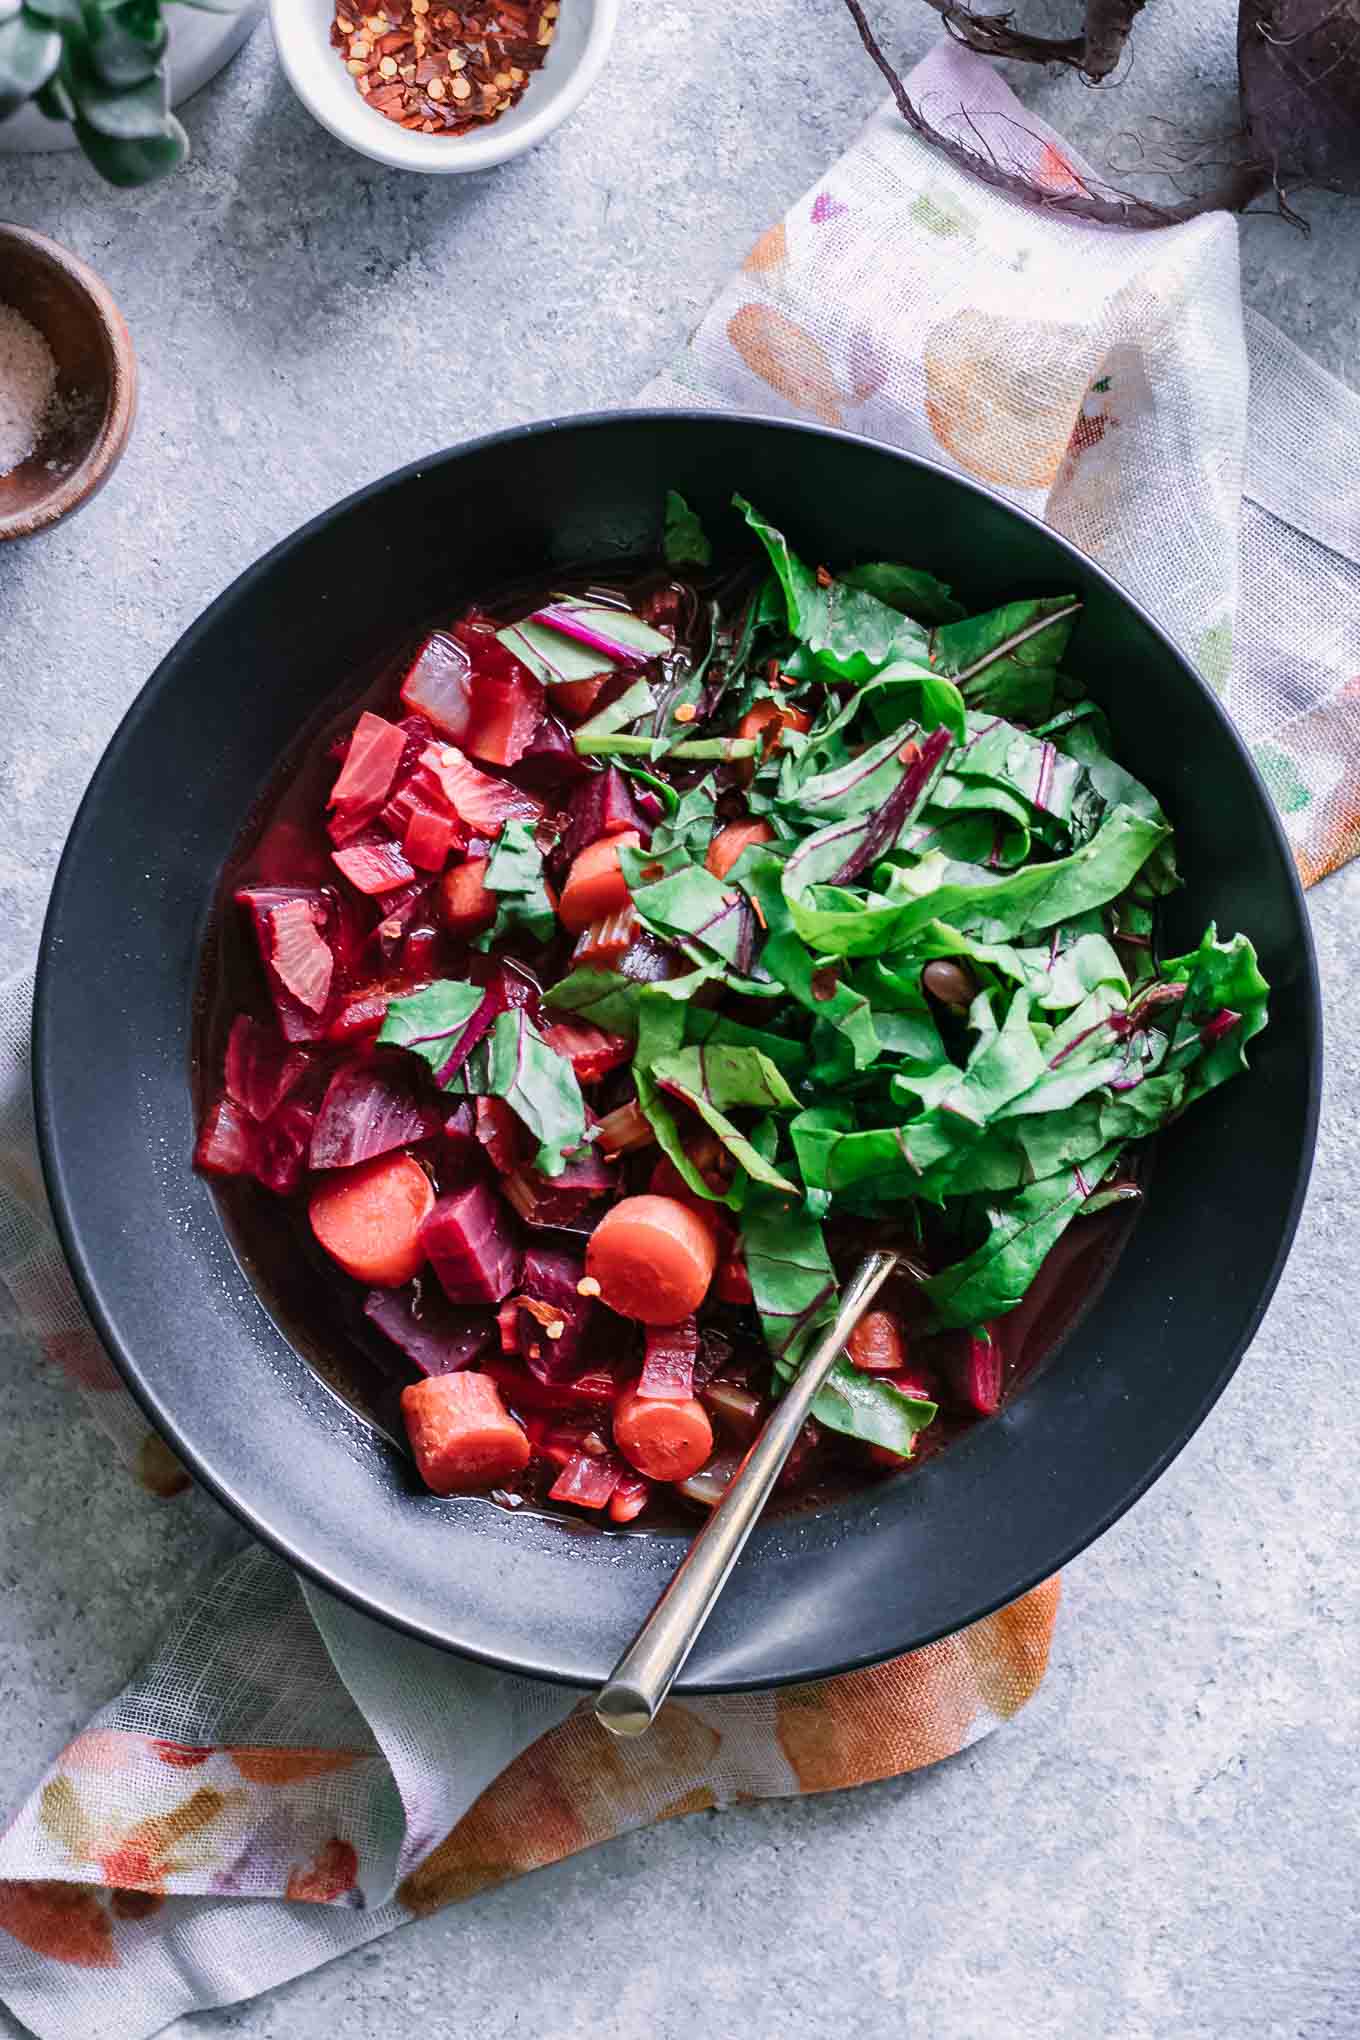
left=0, top=224, right=137, bottom=542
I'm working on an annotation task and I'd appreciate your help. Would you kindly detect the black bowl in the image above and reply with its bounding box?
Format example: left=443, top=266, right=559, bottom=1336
left=34, top=413, right=1321, bottom=1690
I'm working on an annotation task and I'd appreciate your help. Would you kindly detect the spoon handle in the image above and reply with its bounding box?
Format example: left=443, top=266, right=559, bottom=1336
left=594, top=1248, right=899, bottom=1738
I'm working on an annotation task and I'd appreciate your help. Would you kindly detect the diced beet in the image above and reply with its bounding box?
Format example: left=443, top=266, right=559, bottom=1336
left=381, top=764, right=463, bottom=841
left=514, top=714, right=593, bottom=790
left=540, top=1018, right=632, bottom=1085
left=515, top=1242, right=596, bottom=1381
left=329, top=711, right=406, bottom=823
left=441, top=1099, right=479, bottom=1170
left=371, top=879, right=435, bottom=969
left=477, top=955, right=543, bottom=1020
left=224, top=1016, right=310, bottom=1124
left=328, top=803, right=381, bottom=849
left=194, top=1095, right=255, bottom=1177
left=267, top=898, right=333, bottom=1012
left=422, top=1179, right=521, bottom=1305
left=475, top=1097, right=523, bottom=1175
left=363, top=1281, right=495, bottom=1376
left=237, top=887, right=337, bottom=1041
left=372, top=877, right=433, bottom=939
left=639, top=1318, right=698, bottom=1401
left=326, top=990, right=391, bottom=1043
left=399, top=632, right=474, bottom=742
left=402, top=924, right=440, bottom=976
left=404, top=809, right=458, bottom=872
left=500, top=1145, right=618, bottom=1228
left=325, top=886, right=372, bottom=982
left=558, top=766, right=652, bottom=868
left=308, top=1057, right=442, bottom=1170
left=333, top=834, right=417, bottom=897
left=252, top=1097, right=316, bottom=1196
left=548, top=1449, right=624, bottom=1511
left=420, top=744, right=544, bottom=837
left=462, top=640, right=545, bottom=769
left=485, top=1358, right=624, bottom=1414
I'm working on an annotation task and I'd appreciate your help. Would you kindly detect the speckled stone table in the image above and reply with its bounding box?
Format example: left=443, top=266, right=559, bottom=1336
left=2, top=4, right=1358, bottom=2034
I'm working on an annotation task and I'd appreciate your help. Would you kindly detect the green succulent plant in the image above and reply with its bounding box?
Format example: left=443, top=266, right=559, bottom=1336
left=0, top=0, right=244, bottom=186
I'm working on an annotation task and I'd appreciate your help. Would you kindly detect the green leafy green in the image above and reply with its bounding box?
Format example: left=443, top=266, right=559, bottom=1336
left=478, top=819, right=556, bottom=949
left=649, top=1044, right=800, bottom=1191
left=922, top=1149, right=1122, bottom=1327
left=380, top=499, right=1272, bottom=1461
left=483, top=1010, right=586, bottom=1176
left=572, top=676, right=655, bottom=740
left=377, top=980, right=486, bottom=1082
left=620, top=847, right=752, bottom=967
left=736, top=496, right=929, bottom=683
left=663, top=490, right=712, bottom=567
left=841, top=560, right=965, bottom=626
left=931, top=598, right=1078, bottom=721
left=741, top=1186, right=937, bottom=1455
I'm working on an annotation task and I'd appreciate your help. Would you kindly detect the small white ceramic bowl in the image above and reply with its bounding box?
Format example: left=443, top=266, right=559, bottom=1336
left=269, top=0, right=618, bottom=172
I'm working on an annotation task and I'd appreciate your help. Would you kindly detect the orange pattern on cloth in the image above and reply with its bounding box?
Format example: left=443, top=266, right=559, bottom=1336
left=399, top=1577, right=1060, bottom=1919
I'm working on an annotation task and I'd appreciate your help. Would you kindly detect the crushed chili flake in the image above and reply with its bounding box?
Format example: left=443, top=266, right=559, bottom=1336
left=331, top=0, right=557, bottom=135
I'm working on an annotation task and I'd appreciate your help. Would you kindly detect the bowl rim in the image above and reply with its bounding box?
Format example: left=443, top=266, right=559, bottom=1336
left=33, top=409, right=1323, bottom=1687
left=267, top=0, right=621, bottom=174
left=0, top=223, right=138, bottom=542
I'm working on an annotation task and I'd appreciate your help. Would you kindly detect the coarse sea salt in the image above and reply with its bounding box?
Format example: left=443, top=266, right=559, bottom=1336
left=0, top=302, right=58, bottom=479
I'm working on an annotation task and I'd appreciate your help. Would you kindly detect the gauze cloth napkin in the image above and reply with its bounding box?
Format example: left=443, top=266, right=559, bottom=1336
left=2, top=37, right=1355, bottom=2040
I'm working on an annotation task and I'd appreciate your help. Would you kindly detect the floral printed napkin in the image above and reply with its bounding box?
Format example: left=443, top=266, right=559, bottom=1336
left=2, top=37, right=1354, bottom=2040
left=648, top=41, right=1360, bottom=885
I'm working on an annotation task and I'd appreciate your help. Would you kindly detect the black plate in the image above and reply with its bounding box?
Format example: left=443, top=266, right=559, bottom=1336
left=34, top=412, right=1321, bottom=1690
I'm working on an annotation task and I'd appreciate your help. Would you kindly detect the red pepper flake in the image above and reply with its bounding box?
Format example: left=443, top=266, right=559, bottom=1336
left=810, top=965, right=839, bottom=1002
left=815, top=564, right=834, bottom=589
left=331, top=0, right=557, bottom=135
left=898, top=739, right=922, bottom=765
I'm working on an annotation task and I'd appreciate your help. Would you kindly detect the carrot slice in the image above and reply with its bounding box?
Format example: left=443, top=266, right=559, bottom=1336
left=401, top=1371, right=531, bottom=1495
left=570, top=905, right=639, bottom=970
left=737, top=700, right=812, bottom=754
left=705, top=817, right=775, bottom=881
left=846, top=1308, right=908, bottom=1373
left=309, top=1153, right=434, bottom=1288
left=585, top=1193, right=717, bottom=1323
left=613, top=1383, right=714, bottom=1484
left=439, top=857, right=497, bottom=937
left=558, top=829, right=643, bottom=935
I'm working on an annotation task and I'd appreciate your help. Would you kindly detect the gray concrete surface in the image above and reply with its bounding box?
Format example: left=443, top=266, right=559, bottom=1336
left=2, top=1, right=1358, bottom=2034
